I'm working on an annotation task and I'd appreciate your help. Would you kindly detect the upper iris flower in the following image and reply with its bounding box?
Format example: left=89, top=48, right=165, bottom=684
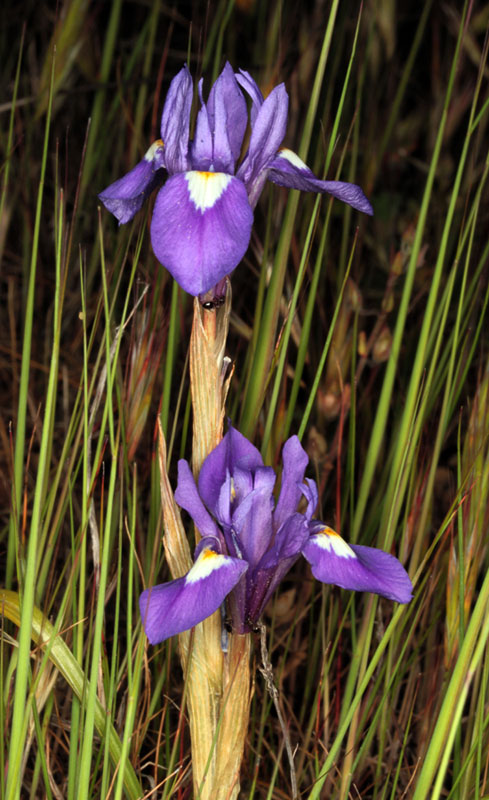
left=99, top=63, right=373, bottom=297
left=140, top=427, right=412, bottom=644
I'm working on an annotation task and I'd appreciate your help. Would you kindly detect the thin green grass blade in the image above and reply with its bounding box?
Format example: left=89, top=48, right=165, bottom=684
left=352, top=0, right=469, bottom=539
left=0, top=590, right=142, bottom=800
left=412, top=569, right=489, bottom=800
left=240, top=0, right=340, bottom=438
left=5, top=54, right=59, bottom=793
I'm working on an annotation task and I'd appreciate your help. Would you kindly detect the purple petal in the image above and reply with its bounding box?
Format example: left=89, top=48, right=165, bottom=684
left=235, top=69, right=264, bottom=125
left=267, top=149, right=373, bottom=215
left=231, top=468, right=276, bottom=567
left=247, top=513, right=310, bottom=622
left=160, top=65, right=193, bottom=174
left=274, top=436, right=310, bottom=532
left=300, top=478, right=318, bottom=520
left=215, top=472, right=233, bottom=529
left=191, top=79, right=213, bottom=170
left=207, top=62, right=248, bottom=172
left=140, top=547, right=248, bottom=644
left=174, top=459, right=220, bottom=539
left=301, top=526, right=413, bottom=603
left=258, top=512, right=310, bottom=570
left=98, top=140, right=165, bottom=224
left=198, top=427, right=263, bottom=513
left=231, top=465, right=253, bottom=505
left=150, top=171, right=253, bottom=295
left=237, top=83, right=288, bottom=207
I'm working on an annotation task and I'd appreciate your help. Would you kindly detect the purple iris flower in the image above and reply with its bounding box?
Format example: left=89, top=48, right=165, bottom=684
left=140, top=428, right=412, bottom=644
left=99, top=63, right=373, bottom=297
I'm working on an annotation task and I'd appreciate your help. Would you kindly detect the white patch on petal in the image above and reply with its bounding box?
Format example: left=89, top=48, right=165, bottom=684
left=144, top=139, right=164, bottom=161
left=186, top=548, right=228, bottom=584
left=185, top=171, right=232, bottom=212
left=277, top=148, right=309, bottom=171
left=313, top=527, right=356, bottom=559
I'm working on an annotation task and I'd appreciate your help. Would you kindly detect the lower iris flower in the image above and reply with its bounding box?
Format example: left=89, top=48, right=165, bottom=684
left=140, top=428, right=412, bottom=644
left=99, top=63, right=373, bottom=297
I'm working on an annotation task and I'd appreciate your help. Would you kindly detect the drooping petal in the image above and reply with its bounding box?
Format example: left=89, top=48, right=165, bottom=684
left=174, top=459, right=220, bottom=540
left=301, top=526, right=413, bottom=603
left=237, top=83, right=288, bottom=207
left=207, top=62, right=248, bottom=171
left=150, top=171, right=253, bottom=295
left=274, top=436, right=310, bottom=532
left=267, top=149, right=373, bottom=215
left=98, top=140, right=165, bottom=224
left=139, top=547, right=248, bottom=644
left=198, top=426, right=263, bottom=512
left=160, top=65, right=193, bottom=174
left=235, top=69, right=264, bottom=125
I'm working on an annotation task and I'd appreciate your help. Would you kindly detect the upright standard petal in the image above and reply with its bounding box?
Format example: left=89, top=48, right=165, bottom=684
left=150, top=171, right=253, bottom=295
left=98, top=140, right=165, bottom=224
left=237, top=83, right=288, bottom=207
left=267, top=149, right=373, bottom=215
left=198, top=426, right=263, bottom=512
left=139, top=547, right=248, bottom=644
left=302, top=526, right=413, bottom=603
left=206, top=62, right=248, bottom=172
left=235, top=69, right=264, bottom=125
left=160, top=65, right=193, bottom=174
left=274, top=436, right=310, bottom=532
left=192, top=79, right=213, bottom=170
left=231, top=472, right=276, bottom=567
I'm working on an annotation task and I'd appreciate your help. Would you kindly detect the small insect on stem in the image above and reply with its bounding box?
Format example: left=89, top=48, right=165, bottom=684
left=201, top=296, right=226, bottom=311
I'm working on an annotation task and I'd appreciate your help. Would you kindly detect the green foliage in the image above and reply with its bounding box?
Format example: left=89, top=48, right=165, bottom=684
left=1, top=0, right=489, bottom=797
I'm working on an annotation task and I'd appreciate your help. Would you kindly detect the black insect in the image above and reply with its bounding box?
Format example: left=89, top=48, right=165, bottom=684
left=246, top=615, right=261, bottom=634
left=201, top=295, right=226, bottom=311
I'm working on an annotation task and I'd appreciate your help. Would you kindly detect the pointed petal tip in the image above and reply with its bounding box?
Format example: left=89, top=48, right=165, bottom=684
left=267, top=151, right=373, bottom=215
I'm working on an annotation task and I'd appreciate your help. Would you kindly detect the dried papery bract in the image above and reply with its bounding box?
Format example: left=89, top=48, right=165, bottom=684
left=190, top=283, right=233, bottom=478
left=190, top=283, right=251, bottom=800
left=157, top=283, right=251, bottom=799
left=157, top=421, right=224, bottom=796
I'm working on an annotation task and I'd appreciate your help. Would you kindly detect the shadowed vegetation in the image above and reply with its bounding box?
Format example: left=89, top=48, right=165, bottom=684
left=1, top=1, right=489, bottom=798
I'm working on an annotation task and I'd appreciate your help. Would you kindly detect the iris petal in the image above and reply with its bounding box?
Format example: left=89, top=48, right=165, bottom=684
left=139, top=547, right=248, bottom=644
left=237, top=83, right=288, bottom=207
left=192, top=79, right=213, bottom=170
left=150, top=171, right=253, bottom=296
left=247, top=513, right=310, bottom=622
left=232, top=472, right=276, bottom=567
left=174, top=460, right=220, bottom=540
left=198, top=426, right=263, bottom=512
left=302, top=526, right=412, bottom=603
left=98, top=141, right=165, bottom=224
left=207, top=62, right=248, bottom=171
left=235, top=69, right=264, bottom=125
left=274, top=435, right=310, bottom=532
left=268, top=149, right=373, bottom=215
left=160, top=65, right=193, bottom=174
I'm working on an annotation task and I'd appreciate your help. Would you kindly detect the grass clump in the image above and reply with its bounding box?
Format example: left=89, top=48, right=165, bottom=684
left=1, top=1, right=489, bottom=798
